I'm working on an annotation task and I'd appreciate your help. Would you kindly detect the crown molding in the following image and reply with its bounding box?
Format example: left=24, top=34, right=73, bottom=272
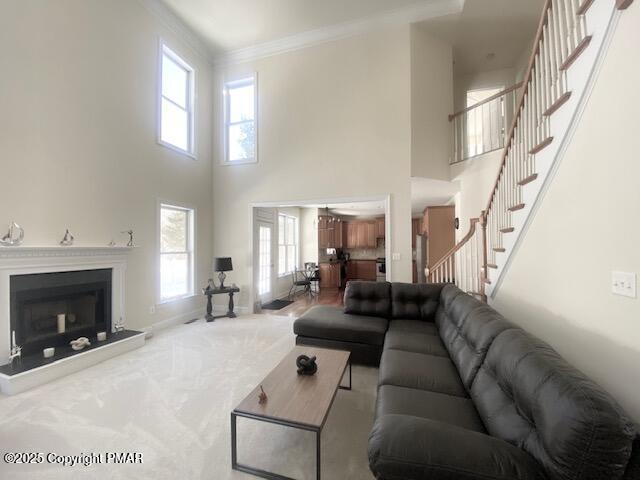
left=137, top=0, right=213, bottom=64
left=213, top=0, right=465, bottom=67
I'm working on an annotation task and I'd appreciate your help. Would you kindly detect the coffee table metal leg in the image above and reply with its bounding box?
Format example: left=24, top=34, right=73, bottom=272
left=231, top=412, right=238, bottom=468
left=231, top=411, right=322, bottom=480
left=339, top=359, right=352, bottom=391
left=316, top=429, right=321, bottom=480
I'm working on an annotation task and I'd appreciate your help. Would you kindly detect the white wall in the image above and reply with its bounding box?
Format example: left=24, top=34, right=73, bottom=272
left=0, top=0, right=213, bottom=331
left=300, top=208, right=319, bottom=266
left=450, top=149, right=503, bottom=238
left=410, top=25, right=454, bottom=180
left=212, top=26, right=414, bottom=309
left=492, top=3, right=640, bottom=423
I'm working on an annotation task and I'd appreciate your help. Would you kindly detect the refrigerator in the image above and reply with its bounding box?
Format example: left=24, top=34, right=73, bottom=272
left=414, top=234, right=427, bottom=283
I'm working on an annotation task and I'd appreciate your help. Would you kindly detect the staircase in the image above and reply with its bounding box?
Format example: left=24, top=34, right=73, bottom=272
left=428, top=0, right=634, bottom=300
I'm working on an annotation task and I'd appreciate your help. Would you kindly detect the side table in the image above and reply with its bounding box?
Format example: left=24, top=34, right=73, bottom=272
left=203, top=286, right=240, bottom=322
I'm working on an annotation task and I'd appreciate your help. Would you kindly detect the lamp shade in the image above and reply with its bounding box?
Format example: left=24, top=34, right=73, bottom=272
left=213, top=257, right=233, bottom=272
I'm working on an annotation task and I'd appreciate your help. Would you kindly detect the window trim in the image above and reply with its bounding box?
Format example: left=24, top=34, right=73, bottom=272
left=277, top=213, right=299, bottom=278
left=157, top=201, right=196, bottom=305
left=158, top=40, right=197, bottom=159
left=222, top=73, right=258, bottom=166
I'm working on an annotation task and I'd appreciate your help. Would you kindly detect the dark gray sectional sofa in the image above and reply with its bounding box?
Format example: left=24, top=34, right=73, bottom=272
left=293, top=281, right=639, bottom=480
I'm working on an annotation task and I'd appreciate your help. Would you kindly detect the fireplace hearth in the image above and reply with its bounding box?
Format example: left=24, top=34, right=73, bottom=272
left=10, top=269, right=112, bottom=356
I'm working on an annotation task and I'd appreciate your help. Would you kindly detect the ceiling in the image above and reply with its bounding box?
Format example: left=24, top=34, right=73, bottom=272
left=159, top=0, right=543, bottom=72
left=417, top=0, right=544, bottom=74
left=160, top=0, right=439, bottom=58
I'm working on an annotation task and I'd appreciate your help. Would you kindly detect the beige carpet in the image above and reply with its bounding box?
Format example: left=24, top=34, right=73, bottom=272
left=0, top=314, right=377, bottom=479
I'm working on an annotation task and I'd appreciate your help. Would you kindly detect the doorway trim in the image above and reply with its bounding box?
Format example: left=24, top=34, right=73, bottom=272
left=248, top=194, right=392, bottom=313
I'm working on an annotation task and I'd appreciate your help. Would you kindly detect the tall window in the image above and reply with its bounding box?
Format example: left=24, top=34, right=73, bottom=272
left=159, top=42, right=195, bottom=156
left=223, top=75, right=257, bottom=164
left=160, top=203, right=195, bottom=302
left=278, top=214, right=298, bottom=276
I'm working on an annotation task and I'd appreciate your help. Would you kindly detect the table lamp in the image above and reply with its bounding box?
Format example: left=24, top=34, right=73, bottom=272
left=213, top=257, right=233, bottom=289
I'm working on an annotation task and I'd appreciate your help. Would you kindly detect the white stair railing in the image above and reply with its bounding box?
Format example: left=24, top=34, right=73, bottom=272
left=450, top=83, right=522, bottom=164
left=428, top=0, right=633, bottom=298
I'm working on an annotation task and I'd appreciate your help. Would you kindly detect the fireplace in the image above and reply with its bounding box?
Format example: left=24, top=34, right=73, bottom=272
left=10, top=269, right=112, bottom=356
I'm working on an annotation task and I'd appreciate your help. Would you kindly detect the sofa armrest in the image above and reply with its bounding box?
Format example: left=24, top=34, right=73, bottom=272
left=368, top=414, right=546, bottom=480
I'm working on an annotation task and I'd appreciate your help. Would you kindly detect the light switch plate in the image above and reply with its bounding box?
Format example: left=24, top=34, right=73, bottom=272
left=392, top=253, right=401, bottom=261
left=611, top=271, right=637, bottom=298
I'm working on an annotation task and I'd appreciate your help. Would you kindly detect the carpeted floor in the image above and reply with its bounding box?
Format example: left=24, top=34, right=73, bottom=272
left=0, top=315, right=378, bottom=479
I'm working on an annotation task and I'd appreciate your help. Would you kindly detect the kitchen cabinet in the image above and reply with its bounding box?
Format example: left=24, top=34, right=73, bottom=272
left=341, top=220, right=379, bottom=249
left=366, top=222, right=376, bottom=247
left=356, top=222, right=367, bottom=248
left=376, top=217, right=385, bottom=238
left=344, top=222, right=357, bottom=249
left=334, top=221, right=343, bottom=249
left=318, top=228, right=331, bottom=249
left=319, top=263, right=340, bottom=289
left=421, top=205, right=456, bottom=270
left=346, top=260, right=377, bottom=281
left=317, top=216, right=344, bottom=249
left=411, top=218, right=423, bottom=249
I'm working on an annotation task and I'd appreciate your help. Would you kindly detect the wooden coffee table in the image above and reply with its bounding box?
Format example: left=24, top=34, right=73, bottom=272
left=231, top=346, right=351, bottom=480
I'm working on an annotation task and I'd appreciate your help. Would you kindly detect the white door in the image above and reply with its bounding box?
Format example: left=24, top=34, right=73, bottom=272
left=257, top=222, right=274, bottom=304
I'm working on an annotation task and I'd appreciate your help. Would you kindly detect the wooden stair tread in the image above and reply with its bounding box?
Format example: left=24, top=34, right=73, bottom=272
left=577, top=0, right=595, bottom=16
left=617, top=0, right=634, bottom=10
left=544, top=92, right=572, bottom=117
left=500, top=227, right=515, bottom=233
left=529, top=137, right=553, bottom=155
left=518, top=174, right=538, bottom=186
left=560, top=36, right=592, bottom=71
left=508, top=204, right=525, bottom=212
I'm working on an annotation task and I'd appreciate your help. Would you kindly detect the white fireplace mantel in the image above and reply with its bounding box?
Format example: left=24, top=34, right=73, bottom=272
left=0, top=245, right=133, bottom=259
left=0, top=245, right=134, bottom=362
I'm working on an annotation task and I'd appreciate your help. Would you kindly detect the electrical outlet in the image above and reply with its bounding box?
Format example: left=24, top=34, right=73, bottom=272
left=612, top=271, right=637, bottom=299
left=149, top=305, right=156, bottom=314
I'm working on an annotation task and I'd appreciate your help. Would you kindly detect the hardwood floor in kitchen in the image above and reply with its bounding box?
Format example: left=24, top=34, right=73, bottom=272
left=257, top=288, right=344, bottom=318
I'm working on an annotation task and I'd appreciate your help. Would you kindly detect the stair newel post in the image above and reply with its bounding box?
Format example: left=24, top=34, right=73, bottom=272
left=480, top=211, right=489, bottom=302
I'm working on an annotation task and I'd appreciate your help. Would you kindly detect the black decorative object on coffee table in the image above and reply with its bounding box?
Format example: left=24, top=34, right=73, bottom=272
left=296, top=355, right=318, bottom=375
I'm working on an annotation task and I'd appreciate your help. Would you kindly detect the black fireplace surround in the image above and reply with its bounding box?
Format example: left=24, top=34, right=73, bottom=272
left=10, top=269, right=112, bottom=356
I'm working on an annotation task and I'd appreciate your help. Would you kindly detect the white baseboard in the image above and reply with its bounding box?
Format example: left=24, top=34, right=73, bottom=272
left=213, top=304, right=250, bottom=315
left=145, top=309, right=203, bottom=336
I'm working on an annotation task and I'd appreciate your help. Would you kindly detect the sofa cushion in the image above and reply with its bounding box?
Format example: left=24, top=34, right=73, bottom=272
left=435, top=286, right=513, bottom=390
left=293, top=305, right=388, bottom=346
left=472, top=328, right=636, bottom=480
left=376, top=385, right=485, bottom=432
left=378, top=349, right=467, bottom=397
left=390, top=282, right=444, bottom=320
left=369, top=415, right=546, bottom=480
left=388, top=319, right=438, bottom=336
left=343, top=281, right=391, bottom=318
left=383, top=330, right=448, bottom=357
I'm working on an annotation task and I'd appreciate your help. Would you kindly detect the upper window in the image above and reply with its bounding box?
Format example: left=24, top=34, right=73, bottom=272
left=159, top=203, right=195, bottom=302
left=223, top=75, right=257, bottom=164
left=278, top=214, right=298, bottom=277
left=159, top=43, right=195, bottom=157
